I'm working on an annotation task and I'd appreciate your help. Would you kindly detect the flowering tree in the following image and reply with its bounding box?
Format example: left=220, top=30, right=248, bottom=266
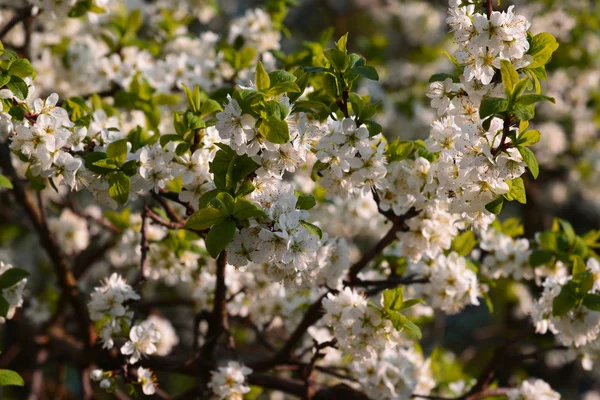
left=0, top=0, right=597, bottom=399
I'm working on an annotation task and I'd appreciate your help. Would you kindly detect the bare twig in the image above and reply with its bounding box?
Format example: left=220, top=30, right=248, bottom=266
left=0, top=7, right=32, bottom=40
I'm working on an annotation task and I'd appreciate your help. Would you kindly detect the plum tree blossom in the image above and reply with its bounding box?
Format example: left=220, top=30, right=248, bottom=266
left=0, top=0, right=594, bottom=398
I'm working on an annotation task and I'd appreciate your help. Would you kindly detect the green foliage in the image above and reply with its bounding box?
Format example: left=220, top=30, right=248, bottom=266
left=185, top=189, right=266, bottom=258
left=0, top=267, right=28, bottom=319
left=503, top=177, right=526, bottom=204
left=0, top=369, right=24, bottom=387
left=386, top=139, right=415, bottom=162
left=0, top=174, right=12, bottom=189
left=451, top=231, right=478, bottom=256
left=294, top=191, right=317, bottom=210
left=485, top=196, right=504, bottom=215
left=377, top=287, right=424, bottom=339
left=209, top=144, right=259, bottom=195
left=529, top=219, right=594, bottom=271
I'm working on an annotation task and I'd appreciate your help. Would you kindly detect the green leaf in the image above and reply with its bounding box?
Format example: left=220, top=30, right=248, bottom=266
left=92, top=159, right=120, bottom=170
left=583, top=294, right=600, bottom=311
left=503, top=177, right=526, bottom=204
left=552, top=282, right=579, bottom=316
left=512, top=101, right=536, bottom=120
left=0, top=369, right=24, bottom=386
left=198, top=189, right=221, bottom=209
left=529, top=250, right=553, bottom=267
left=0, top=74, right=10, bottom=87
left=210, top=192, right=235, bottom=215
left=8, top=59, right=35, bottom=79
left=382, top=287, right=404, bottom=310
left=303, top=66, right=331, bottom=73
left=351, top=65, right=379, bottom=81
left=198, top=99, right=223, bottom=117
left=384, top=309, right=422, bottom=339
left=517, top=146, right=539, bottom=179
left=6, top=75, right=28, bottom=100
left=300, top=221, right=323, bottom=239
left=364, top=120, right=382, bottom=137
left=182, top=84, right=201, bottom=114
left=479, top=97, right=508, bottom=119
left=398, top=298, right=426, bottom=311
left=0, top=268, right=28, bottom=289
left=572, top=255, right=587, bottom=276
left=153, top=93, right=181, bottom=106
left=106, top=139, right=128, bottom=165
left=185, top=207, right=227, bottom=230
left=104, top=208, right=131, bottom=231
left=558, top=219, right=576, bottom=245
left=205, top=219, right=237, bottom=258
left=517, top=130, right=541, bottom=146
left=259, top=116, right=289, bottom=144
left=0, top=174, right=12, bottom=189
left=451, top=231, right=478, bottom=256
left=125, top=9, right=143, bottom=37
left=268, top=70, right=296, bottom=87
left=235, top=180, right=255, bottom=198
left=108, top=172, right=130, bottom=205
left=517, top=94, right=555, bottom=106
left=232, top=198, right=267, bottom=220
left=68, top=1, right=91, bottom=17
left=336, top=33, right=349, bottom=52
left=386, top=140, right=414, bottom=162
left=429, top=73, right=460, bottom=83
left=500, top=60, right=519, bottom=96
left=485, top=196, right=504, bottom=215
left=528, top=32, right=559, bottom=69
left=255, top=61, right=270, bottom=92
left=324, top=48, right=349, bottom=72
left=295, top=192, right=316, bottom=210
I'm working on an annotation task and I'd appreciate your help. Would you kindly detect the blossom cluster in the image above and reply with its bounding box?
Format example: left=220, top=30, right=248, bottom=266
left=208, top=361, right=253, bottom=400
left=87, top=273, right=139, bottom=349
left=322, top=288, right=401, bottom=360
left=531, top=258, right=600, bottom=348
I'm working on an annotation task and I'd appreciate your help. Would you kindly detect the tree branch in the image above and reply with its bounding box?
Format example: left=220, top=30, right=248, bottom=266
left=0, top=143, right=96, bottom=349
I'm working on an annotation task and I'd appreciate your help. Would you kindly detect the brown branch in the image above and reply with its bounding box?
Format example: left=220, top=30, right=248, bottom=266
left=134, top=207, right=150, bottom=288
left=249, top=291, right=330, bottom=370
left=151, top=191, right=183, bottom=223
left=302, top=339, right=338, bottom=399
left=197, top=251, right=231, bottom=395
left=0, top=7, right=32, bottom=40
left=0, top=143, right=96, bottom=349
left=159, top=189, right=195, bottom=216
left=145, top=205, right=185, bottom=229
left=485, top=0, right=493, bottom=19
left=248, top=373, right=307, bottom=397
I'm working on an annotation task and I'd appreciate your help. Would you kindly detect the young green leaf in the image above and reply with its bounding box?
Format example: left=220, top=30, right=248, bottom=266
left=232, top=198, right=267, bottom=220
left=517, top=130, right=541, bottom=146
left=0, top=174, right=12, bottom=189
left=255, top=61, right=270, bottom=92
left=205, top=219, right=237, bottom=258
left=0, top=369, right=24, bottom=387
left=503, top=177, right=526, bottom=204
left=106, top=139, right=129, bottom=164
left=500, top=60, right=519, bottom=95
left=479, top=98, right=509, bottom=119
left=300, top=221, right=323, bottom=239
left=451, top=230, right=478, bottom=256
left=108, top=172, right=130, bottom=205
left=185, top=207, right=227, bottom=230
left=517, top=146, right=539, bottom=179
left=0, top=268, right=29, bottom=289
left=485, top=196, right=504, bottom=215
left=259, top=116, right=290, bottom=144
